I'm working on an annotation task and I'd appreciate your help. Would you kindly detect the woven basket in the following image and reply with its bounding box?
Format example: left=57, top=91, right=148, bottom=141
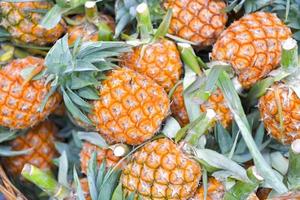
left=0, top=165, right=27, bottom=200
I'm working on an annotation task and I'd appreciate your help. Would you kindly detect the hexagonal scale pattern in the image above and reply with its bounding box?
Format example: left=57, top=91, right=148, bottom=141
left=212, top=12, right=292, bottom=88
left=0, top=57, right=61, bottom=129
left=89, top=68, right=170, bottom=145
left=122, top=138, right=202, bottom=199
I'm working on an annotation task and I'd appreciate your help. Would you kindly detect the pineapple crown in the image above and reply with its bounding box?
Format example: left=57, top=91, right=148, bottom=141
left=39, top=35, right=131, bottom=125
left=120, top=2, right=172, bottom=42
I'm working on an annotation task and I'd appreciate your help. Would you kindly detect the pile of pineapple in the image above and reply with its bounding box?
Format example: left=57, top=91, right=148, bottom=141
left=0, top=0, right=300, bottom=199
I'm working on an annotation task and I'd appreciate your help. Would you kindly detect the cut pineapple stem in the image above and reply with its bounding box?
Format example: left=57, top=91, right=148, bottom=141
left=178, top=43, right=202, bottom=75
left=249, top=166, right=264, bottom=182
left=281, top=38, right=298, bottom=71
left=136, top=3, right=153, bottom=40
left=85, top=1, right=98, bottom=23
left=291, top=139, right=300, bottom=154
left=286, top=139, right=300, bottom=190
left=110, top=144, right=130, bottom=157
left=206, top=109, right=216, bottom=120
left=21, top=164, right=71, bottom=200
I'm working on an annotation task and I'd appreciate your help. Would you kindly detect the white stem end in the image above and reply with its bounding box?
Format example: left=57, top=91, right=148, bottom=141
left=136, top=3, right=148, bottom=13
left=291, top=139, right=300, bottom=154
left=283, top=38, right=297, bottom=51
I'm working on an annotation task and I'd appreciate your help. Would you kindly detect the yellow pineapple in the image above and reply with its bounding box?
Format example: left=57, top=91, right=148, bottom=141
left=3, top=120, right=58, bottom=176
left=171, top=84, right=232, bottom=127
left=259, top=83, right=300, bottom=144
left=80, top=142, right=124, bottom=174
left=120, top=38, right=183, bottom=92
left=255, top=32, right=300, bottom=145
left=212, top=12, right=292, bottom=88
left=0, top=56, right=61, bottom=129
left=0, top=1, right=66, bottom=46
left=191, top=178, right=225, bottom=200
left=120, top=3, right=183, bottom=92
left=35, top=35, right=170, bottom=146
left=88, top=67, right=170, bottom=145
left=164, top=0, right=228, bottom=48
left=121, top=138, right=202, bottom=199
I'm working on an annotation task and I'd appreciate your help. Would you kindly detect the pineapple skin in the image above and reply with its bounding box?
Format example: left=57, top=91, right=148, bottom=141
left=80, top=142, right=124, bottom=175
left=212, top=12, right=292, bottom=88
left=171, top=84, right=232, bottom=128
left=67, top=13, right=115, bottom=45
left=190, top=178, right=225, bottom=200
left=121, top=138, right=201, bottom=200
left=3, top=120, right=58, bottom=176
left=259, top=83, right=300, bottom=144
left=89, top=68, right=170, bottom=145
left=120, top=38, right=183, bottom=92
left=164, top=0, right=227, bottom=48
left=0, top=2, right=66, bottom=46
left=0, top=57, right=61, bottom=129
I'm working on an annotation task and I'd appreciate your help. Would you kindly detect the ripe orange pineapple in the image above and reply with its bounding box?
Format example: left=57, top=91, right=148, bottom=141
left=120, top=38, right=183, bottom=92
left=80, top=142, right=124, bottom=174
left=3, top=120, right=58, bottom=176
left=121, top=138, right=202, bottom=199
left=164, top=0, right=228, bottom=48
left=259, top=83, right=300, bottom=144
left=212, top=12, right=292, bottom=88
left=67, top=13, right=115, bottom=45
left=191, top=178, right=225, bottom=200
left=88, top=67, right=170, bottom=145
left=171, top=84, right=232, bottom=127
left=0, top=1, right=66, bottom=46
left=0, top=56, right=61, bottom=129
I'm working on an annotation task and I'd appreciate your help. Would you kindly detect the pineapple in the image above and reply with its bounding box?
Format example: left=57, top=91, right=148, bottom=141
left=164, top=0, right=228, bottom=48
left=3, top=120, right=58, bottom=176
left=190, top=178, right=225, bottom=200
left=171, top=84, right=232, bottom=127
left=212, top=12, right=292, bottom=88
left=120, top=3, right=183, bottom=92
left=67, top=13, right=115, bottom=45
left=258, top=38, right=300, bottom=145
left=121, top=138, right=202, bottom=199
left=88, top=67, right=170, bottom=145
left=259, top=83, right=300, bottom=144
left=0, top=56, right=61, bottom=129
left=80, top=142, right=124, bottom=174
left=0, top=1, right=66, bottom=46
left=120, top=38, right=183, bottom=92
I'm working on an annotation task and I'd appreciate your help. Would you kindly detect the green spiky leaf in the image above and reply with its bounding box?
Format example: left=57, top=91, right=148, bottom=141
left=73, top=167, right=85, bottom=200
left=193, top=147, right=250, bottom=182
left=77, top=132, right=108, bottom=148
left=87, top=152, right=98, bottom=200
left=45, top=34, right=74, bottom=75
left=61, top=86, right=92, bottom=125
left=77, top=87, right=100, bottom=100
left=40, top=5, right=65, bottom=30
left=0, top=146, right=32, bottom=156
left=111, top=183, right=123, bottom=200
left=58, top=151, right=68, bottom=187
